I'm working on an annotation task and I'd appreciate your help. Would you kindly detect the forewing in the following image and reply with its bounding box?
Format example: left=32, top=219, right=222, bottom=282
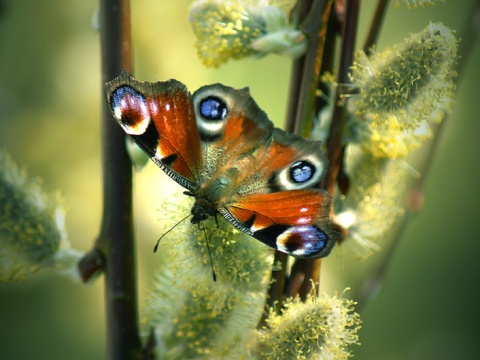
left=105, top=71, right=203, bottom=191
left=191, top=84, right=274, bottom=179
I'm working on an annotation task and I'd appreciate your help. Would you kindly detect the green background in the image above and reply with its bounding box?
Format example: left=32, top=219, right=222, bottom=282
left=0, top=1, right=479, bottom=359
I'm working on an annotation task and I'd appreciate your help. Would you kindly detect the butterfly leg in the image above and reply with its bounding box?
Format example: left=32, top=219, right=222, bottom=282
left=197, top=221, right=206, bottom=231
left=213, top=212, right=221, bottom=229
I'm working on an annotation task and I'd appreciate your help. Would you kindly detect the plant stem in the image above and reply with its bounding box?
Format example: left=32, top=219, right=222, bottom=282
left=97, top=0, right=141, bottom=358
left=287, top=0, right=333, bottom=137
left=363, top=0, right=390, bottom=54
left=265, top=0, right=333, bottom=311
left=259, top=251, right=287, bottom=327
left=289, top=3, right=339, bottom=299
left=286, top=0, right=360, bottom=301
left=287, top=0, right=333, bottom=299
left=323, top=0, right=359, bottom=196
left=284, top=0, right=312, bottom=133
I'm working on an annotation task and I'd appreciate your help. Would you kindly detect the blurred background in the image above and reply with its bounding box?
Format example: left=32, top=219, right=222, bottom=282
left=0, top=1, right=479, bottom=359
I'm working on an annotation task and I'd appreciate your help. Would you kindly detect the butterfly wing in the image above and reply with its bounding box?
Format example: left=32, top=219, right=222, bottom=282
left=105, top=71, right=203, bottom=191
left=222, top=127, right=341, bottom=258
left=220, top=189, right=339, bottom=258
left=190, top=83, right=274, bottom=181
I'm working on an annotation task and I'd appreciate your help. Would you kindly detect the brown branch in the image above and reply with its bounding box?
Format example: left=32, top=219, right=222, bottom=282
left=286, top=0, right=360, bottom=301
left=259, top=251, right=288, bottom=328
left=286, top=3, right=339, bottom=300
left=79, top=0, right=142, bottom=358
left=290, top=0, right=333, bottom=137
left=323, top=0, right=359, bottom=195
left=363, top=0, right=390, bottom=54
left=98, top=1, right=142, bottom=359
left=265, top=0, right=333, bottom=313
left=284, top=0, right=312, bottom=133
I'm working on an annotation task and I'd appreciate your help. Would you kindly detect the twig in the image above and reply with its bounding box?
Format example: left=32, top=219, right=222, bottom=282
left=323, top=0, right=359, bottom=195
left=79, top=0, right=142, bottom=358
left=285, top=0, right=314, bottom=134
left=289, top=0, right=360, bottom=301
left=285, top=0, right=334, bottom=300
left=363, top=0, right=390, bottom=54
left=259, top=251, right=288, bottom=327
left=288, top=4, right=339, bottom=300
left=264, top=0, right=321, bottom=315
left=289, top=0, right=333, bottom=137
left=99, top=1, right=142, bottom=358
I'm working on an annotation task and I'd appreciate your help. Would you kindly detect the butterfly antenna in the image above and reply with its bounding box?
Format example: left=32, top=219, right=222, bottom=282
left=202, top=225, right=217, bottom=282
left=153, top=214, right=192, bottom=253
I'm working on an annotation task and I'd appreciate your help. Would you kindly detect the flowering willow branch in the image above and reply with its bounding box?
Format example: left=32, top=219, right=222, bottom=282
left=354, top=3, right=477, bottom=310
left=256, top=292, right=360, bottom=359
left=189, top=0, right=307, bottom=68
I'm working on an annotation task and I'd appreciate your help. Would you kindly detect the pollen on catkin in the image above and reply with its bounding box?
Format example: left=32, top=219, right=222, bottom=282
left=349, top=23, right=458, bottom=159
left=0, top=150, right=79, bottom=282
left=254, top=292, right=361, bottom=360
left=334, top=146, right=407, bottom=258
left=189, top=0, right=307, bottom=67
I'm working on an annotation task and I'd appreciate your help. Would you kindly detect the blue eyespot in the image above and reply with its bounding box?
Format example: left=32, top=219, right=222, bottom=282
left=111, top=86, right=145, bottom=110
left=290, top=161, right=315, bottom=183
left=199, top=96, right=228, bottom=121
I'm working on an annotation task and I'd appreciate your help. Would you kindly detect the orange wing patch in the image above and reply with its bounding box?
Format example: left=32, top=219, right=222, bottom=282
left=228, top=189, right=332, bottom=230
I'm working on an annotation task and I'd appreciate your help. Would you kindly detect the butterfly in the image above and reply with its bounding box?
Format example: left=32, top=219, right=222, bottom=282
left=105, top=71, right=341, bottom=258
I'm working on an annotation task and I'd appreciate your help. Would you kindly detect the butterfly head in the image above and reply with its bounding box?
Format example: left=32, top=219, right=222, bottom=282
left=191, top=199, right=216, bottom=224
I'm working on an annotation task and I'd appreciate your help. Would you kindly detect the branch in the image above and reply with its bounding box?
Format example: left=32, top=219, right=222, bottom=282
left=285, top=0, right=333, bottom=137
left=323, top=0, right=359, bottom=195
left=99, top=1, right=142, bottom=358
left=363, top=0, right=390, bottom=54
left=265, top=0, right=333, bottom=312
left=79, top=0, right=142, bottom=358
left=287, top=0, right=360, bottom=301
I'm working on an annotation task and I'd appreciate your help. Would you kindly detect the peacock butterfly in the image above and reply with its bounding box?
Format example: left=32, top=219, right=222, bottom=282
left=105, top=71, right=341, bottom=258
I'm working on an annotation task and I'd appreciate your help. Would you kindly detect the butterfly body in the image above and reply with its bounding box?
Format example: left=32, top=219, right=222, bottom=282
left=106, top=71, right=341, bottom=258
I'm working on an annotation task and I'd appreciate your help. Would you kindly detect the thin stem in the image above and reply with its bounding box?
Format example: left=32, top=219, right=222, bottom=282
left=299, top=8, right=339, bottom=295
left=363, top=0, right=390, bottom=54
left=259, top=251, right=288, bottom=327
left=284, top=0, right=311, bottom=133
left=266, top=0, right=333, bottom=307
left=95, top=0, right=141, bottom=358
left=323, top=0, right=359, bottom=196
left=288, top=0, right=360, bottom=301
left=265, top=0, right=323, bottom=313
left=293, top=0, right=333, bottom=137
